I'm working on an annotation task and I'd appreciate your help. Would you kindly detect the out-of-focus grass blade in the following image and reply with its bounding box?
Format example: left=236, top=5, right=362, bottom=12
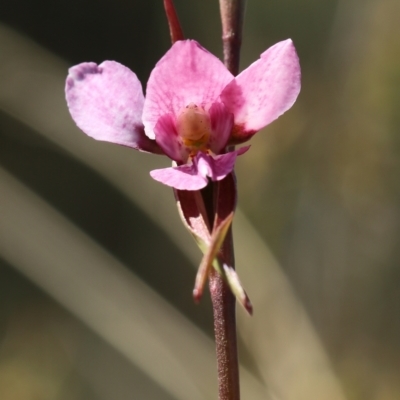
left=234, top=210, right=347, bottom=400
left=0, top=167, right=213, bottom=400
left=0, top=166, right=267, bottom=400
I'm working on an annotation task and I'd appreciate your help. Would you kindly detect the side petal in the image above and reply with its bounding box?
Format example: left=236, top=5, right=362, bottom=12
left=154, top=113, right=190, bottom=163
left=197, top=146, right=250, bottom=182
left=208, top=102, right=234, bottom=154
left=220, top=39, right=301, bottom=143
left=150, top=164, right=208, bottom=190
left=143, top=40, right=234, bottom=139
left=66, top=61, right=161, bottom=153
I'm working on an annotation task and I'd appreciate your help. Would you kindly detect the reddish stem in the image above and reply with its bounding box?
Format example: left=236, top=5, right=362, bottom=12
left=219, top=0, right=246, bottom=75
left=209, top=2, right=246, bottom=399
left=163, top=0, right=184, bottom=43
left=209, top=228, right=240, bottom=400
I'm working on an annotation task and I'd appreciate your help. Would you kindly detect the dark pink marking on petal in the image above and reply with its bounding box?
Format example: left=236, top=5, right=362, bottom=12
left=154, top=113, right=189, bottom=162
left=220, top=39, right=301, bottom=141
left=208, top=102, right=234, bottom=154
left=143, top=40, right=234, bottom=139
left=66, top=61, right=162, bottom=153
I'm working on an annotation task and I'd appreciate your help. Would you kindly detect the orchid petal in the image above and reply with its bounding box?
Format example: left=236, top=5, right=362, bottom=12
left=220, top=39, right=301, bottom=143
left=208, top=102, right=234, bottom=154
left=150, top=147, right=248, bottom=190
left=143, top=40, right=234, bottom=139
left=206, top=146, right=250, bottom=180
left=150, top=163, right=208, bottom=190
left=154, top=113, right=189, bottom=162
left=66, top=61, right=161, bottom=153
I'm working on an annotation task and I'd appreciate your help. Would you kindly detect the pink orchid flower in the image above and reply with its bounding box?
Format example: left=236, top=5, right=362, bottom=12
left=66, top=39, right=300, bottom=190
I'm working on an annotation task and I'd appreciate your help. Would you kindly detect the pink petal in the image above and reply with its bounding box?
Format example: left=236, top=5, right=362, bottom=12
left=220, top=39, right=301, bottom=143
left=143, top=40, right=234, bottom=139
left=150, top=163, right=208, bottom=190
left=207, top=146, right=250, bottom=180
left=208, top=102, right=234, bottom=154
left=150, top=147, right=249, bottom=190
left=66, top=61, right=161, bottom=153
left=154, top=113, right=190, bottom=162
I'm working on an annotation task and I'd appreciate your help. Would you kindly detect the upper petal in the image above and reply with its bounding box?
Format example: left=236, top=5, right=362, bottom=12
left=220, top=39, right=301, bottom=143
left=142, top=40, right=234, bottom=139
left=66, top=61, right=161, bottom=153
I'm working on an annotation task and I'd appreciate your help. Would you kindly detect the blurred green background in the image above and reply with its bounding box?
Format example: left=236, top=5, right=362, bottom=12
left=0, top=0, right=399, bottom=399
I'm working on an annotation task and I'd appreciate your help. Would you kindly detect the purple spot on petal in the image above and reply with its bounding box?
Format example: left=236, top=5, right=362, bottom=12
left=66, top=76, right=75, bottom=90
left=69, top=63, right=101, bottom=81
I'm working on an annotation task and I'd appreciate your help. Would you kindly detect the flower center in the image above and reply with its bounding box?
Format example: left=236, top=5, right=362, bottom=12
left=176, top=103, right=211, bottom=151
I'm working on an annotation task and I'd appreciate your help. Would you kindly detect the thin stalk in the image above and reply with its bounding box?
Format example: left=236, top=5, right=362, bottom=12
left=163, top=0, right=184, bottom=43
left=208, top=2, right=246, bottom=399
left=219, top=0, right=246, bottom=75
left=208, top=226, right=240, bottom=400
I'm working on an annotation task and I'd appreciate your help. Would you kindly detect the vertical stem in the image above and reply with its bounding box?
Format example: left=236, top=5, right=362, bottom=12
left=163, top=0, right=184, bottom=43
left=209, top=2, right=246, bottom=399
left=209, top=228, right=240, bottom=400
left=219, top=0, right=246, bottom=75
